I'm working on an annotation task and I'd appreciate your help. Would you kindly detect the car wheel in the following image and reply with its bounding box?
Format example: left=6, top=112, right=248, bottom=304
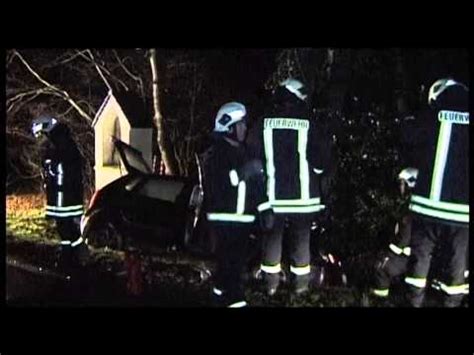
left=82, top=211, right=124, bottom=251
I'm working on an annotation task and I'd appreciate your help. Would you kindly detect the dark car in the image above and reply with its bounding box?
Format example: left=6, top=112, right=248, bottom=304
left=80, top=138, right=206, bottom=254
left=81, top=138, right=347, bottom=291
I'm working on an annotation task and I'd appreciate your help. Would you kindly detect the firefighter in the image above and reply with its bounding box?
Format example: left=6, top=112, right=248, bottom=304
left=247, top=78, right=335, bottom=296
left=201, top=102, right=272, bottom=307
left=400, top=78, right=469, bottom=307
left=371, top=167, right=417, bottom=300
left=431, top=245, right=469, bottom=304
left=32, top=115, right=88, bottom=276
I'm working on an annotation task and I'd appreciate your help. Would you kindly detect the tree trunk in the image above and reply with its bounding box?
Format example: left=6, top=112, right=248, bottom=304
left=149, top=49, right=177, bottom=175
left=394, top=49, right=410, bottom=116
left=326, top=48, right=352, bottom=112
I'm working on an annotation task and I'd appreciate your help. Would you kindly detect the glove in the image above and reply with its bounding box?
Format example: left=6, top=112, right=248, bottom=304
left=239, top=159, right=264, bottom=181
left=41, top=165, right=51, bottom=191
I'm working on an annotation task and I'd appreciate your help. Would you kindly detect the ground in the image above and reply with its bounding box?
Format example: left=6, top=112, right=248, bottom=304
left=6, top=193, right=462, bottom=307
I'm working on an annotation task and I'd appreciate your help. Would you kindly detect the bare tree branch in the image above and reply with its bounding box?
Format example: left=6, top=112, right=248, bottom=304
left=7, top=156, right=41, bottom=180
left=12, top=50, right=94, bottom=123
left=7, top=88, right=48, bottom=106
left=56, top=104, right=77, bottom=118
left=6, top=50, right=16, bottom=67
left=112, top=49, right=145, bottom=98
left=35, top=49, right=90, bottom=69
left=75, top=99, right=97, bottom=116
left=6, top=128, right=36, bottom=143
left=86, top=49, right=130, bottom=92
left=7, top=88, right=54, bottom=114
left=294, top=48, right=307, bottom=83
left=112, top=51, right=140, bottom=82
left=57, top=49, right=90, bottom=66
left=84, top=49, right=113, bottom=91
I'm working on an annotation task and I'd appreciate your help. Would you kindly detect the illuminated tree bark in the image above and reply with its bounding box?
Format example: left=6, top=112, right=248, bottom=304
left=149, top=48, right=177, bottom=175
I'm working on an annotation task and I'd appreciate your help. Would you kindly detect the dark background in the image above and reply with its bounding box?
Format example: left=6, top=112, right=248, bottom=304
left=6, top=48, right=469, bottom=260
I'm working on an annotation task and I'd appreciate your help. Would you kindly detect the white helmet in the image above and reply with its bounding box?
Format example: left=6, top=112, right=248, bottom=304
left=214, top=102, right=247, bottom=132
left=31, top=115, right=58, bottom=138
left=280, top=78, right=308, bottom=101
left=428, top=78, right=467, bottom=106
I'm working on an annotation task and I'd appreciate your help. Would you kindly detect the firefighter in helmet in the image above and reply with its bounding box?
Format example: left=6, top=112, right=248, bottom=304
left=200, top=102, right=272, bottom=307
left=32, top=115, right=89, bottom=276
left=247, top=78, right=336, bottom=296
left=370, top=167, right=417, bottom=301
left=400, top=78, right=469, bottom=307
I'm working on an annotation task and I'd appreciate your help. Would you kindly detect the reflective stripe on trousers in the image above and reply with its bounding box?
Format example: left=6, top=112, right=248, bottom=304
left=438, top=282, right=469, bottom=295
left=60, top=236, right=84, bottom=248
left=228, top=301, right=247, bottom=308
left=213, top=287, right=223, bottom=296
left=290, top=264, right=311, bottom=276
left=46, top=210, right=84, bottom=218
left=372, top=288, right=389, bottom=297
left=405, top=276, right=427, bottom=288
left=260, top=263, right=281, bottom=274
left=389, top=243, right=411, bottom=256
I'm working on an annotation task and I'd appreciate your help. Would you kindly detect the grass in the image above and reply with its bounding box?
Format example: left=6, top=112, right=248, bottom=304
left=8, top=193, right=463, bottom=307
left=6, top=194, right=58, bottom=244
left=4, top=193, right=378, bottom=307
left=4, top=193, right=390, bottom=307
left=6, top=193, right=125, bottom=270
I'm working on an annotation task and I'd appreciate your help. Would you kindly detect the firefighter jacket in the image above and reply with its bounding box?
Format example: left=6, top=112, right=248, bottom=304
left=41, top=123, right=84, bottom=218
left=400, top=88, right=469, bottom=225
left=201, top=133, right=270, bottom=224
left=247, top=102, right=334, bottom=214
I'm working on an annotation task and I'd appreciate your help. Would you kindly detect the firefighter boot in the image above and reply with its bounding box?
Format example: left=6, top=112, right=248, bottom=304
left=441, top=294, right=464, bottom=308
left=72, top=242, right=90, bottom=267
left=262, top=272, right=280, bottom=296
left=405, top=286, right=425, bottom=307
left=54, top=244, right=74, bottom=277
left=210, top=286, right=227, bottom=307
left=226, top=285, right=248, bottom=308
left=293, top=274, right=310, bottom=295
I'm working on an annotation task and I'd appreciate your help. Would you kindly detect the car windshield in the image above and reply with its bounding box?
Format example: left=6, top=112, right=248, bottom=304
left=137, top=178, right=186, bottom=202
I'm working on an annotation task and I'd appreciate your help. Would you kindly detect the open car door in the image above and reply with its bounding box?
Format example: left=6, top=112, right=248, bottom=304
left=113, top=136, right=189, bottom=203
left=113, top=136, right=152, bottom=176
